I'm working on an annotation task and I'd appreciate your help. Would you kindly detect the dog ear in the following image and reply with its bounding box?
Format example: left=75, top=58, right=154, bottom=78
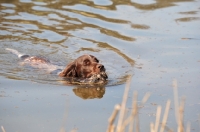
left=59, top=61, right=77, bottom=77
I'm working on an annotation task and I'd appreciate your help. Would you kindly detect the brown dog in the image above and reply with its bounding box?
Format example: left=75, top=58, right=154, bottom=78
left=6, top=48, right=108, bottom=84
left=59, top=55, right=105, bottom=78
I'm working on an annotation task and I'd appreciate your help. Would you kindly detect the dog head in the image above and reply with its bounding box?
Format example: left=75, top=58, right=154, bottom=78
left=59, top=55, right=107, bottom=83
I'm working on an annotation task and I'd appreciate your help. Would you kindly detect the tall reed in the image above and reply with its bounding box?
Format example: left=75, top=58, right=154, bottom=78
left=106, top=78, right=189, bottom=132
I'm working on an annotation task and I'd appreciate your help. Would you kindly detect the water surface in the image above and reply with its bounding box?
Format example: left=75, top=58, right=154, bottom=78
left=0, top=0, right=200, bottom=131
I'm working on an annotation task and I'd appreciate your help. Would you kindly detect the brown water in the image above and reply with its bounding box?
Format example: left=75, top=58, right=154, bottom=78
left=0, top=0, right=200, bottom=131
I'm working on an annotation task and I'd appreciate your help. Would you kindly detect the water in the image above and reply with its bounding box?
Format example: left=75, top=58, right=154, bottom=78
left=0, top=0, right=200, bottom=131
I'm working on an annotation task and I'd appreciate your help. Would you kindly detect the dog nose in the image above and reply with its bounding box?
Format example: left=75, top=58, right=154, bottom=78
left=98, top=64, right=104, bottom=69
left=97, top=64, right=105, bottom=71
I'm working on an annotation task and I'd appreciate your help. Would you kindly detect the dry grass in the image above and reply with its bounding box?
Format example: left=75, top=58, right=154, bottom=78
left=107, top=78, right=189, bottom=132
left=1, top=126, right=5, bottom=132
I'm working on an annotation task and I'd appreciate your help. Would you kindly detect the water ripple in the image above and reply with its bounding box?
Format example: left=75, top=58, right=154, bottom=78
left=1, top=0, right=198, bottom=86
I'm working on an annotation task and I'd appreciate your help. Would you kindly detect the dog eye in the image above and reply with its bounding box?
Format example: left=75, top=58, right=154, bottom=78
left=83, top=59, right=90, bottom=65
left=89, top=55, right=99, bottom=63
left=94, top=58, right=99, bottom=63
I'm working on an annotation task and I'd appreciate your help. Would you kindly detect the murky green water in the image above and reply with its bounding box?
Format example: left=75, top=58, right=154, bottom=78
left=0, top=0, right=200, bottom=131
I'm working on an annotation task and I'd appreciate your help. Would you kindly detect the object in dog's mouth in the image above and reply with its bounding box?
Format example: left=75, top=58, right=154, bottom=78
left=67, top=72, right=108, bottom=85
left=81, top=72, right=108, bottom=84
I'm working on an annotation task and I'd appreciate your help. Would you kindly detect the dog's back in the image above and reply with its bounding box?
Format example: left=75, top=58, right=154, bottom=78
left=6, top=48, right=63, bottom=74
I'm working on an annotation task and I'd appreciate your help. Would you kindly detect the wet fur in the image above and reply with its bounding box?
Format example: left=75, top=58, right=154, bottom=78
left=5, top=48, right=107, bottom=82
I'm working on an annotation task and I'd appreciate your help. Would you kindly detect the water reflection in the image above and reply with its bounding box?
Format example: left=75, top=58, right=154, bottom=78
left=176, top=17, right=200, bottom=22
left=73, top=86, right=105, bottom=99
left=126, top=0, right=194, bottom=10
